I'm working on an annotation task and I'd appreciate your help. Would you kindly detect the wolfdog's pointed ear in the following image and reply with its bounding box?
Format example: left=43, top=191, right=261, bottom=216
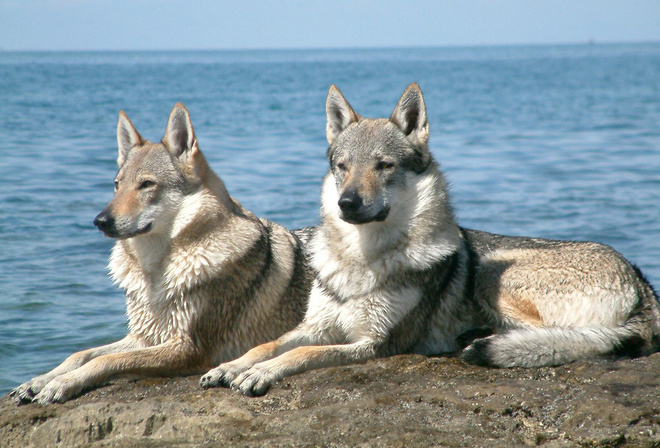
left=117, top=111, right=144, bottom=167
left=164, top=103, right=196, bottom=157
left=326, top=85, right=360, bottom=145
left=390, top=83, right=429, bottom=146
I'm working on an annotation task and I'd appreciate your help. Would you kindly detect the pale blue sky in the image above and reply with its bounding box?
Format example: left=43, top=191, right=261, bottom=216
left=1, top=0, right=659, bottom=51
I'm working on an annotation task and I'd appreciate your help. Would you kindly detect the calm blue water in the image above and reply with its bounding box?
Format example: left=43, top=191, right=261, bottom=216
left=1, top=44, right=659, bottom=395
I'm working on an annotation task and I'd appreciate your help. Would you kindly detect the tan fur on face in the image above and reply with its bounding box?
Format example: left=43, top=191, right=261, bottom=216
left=111, top=188, right=140, bottom=217
left=341, top=168, right=380, bottom=204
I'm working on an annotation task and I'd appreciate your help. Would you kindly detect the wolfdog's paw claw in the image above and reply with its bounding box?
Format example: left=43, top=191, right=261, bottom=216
left=9, top=387, right=33, bottom=405
left=34, top=387, right=66, bottom=405
left=199, top=371, right=223, bottom=389
left=231, top=366, right=278, bottom=397
left=11, top=377, right=49, bottom=405
left=33, top=376, right=80, bottom=405
left=199, top=375, right=213, bottom=389
left=200, top=363, right=245, bottom=389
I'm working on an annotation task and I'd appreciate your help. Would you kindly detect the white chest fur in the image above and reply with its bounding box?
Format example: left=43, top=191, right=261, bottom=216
left=106, top=191, right=250, bottom=346
left=109, top=240, right=206, bottom=345
left=304, top=280, right=423, bottom=344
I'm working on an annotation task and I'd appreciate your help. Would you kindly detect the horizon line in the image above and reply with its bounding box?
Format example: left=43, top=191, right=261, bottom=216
left=2, top=39, right=659, bottom=54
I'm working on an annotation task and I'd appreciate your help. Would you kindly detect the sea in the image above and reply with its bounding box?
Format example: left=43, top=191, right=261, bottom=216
left=1, top=43, right=659, bottom=395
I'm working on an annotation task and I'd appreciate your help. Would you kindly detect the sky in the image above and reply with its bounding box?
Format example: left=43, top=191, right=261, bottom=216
left=1, top=0, right=659, bottom=52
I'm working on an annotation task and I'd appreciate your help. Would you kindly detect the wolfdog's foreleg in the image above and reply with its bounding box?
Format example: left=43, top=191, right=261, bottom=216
left=230, top=341, right=377, bottom=396
left=200, top=325, right=319, bottom=389
left=30, top=339, right=199, bottom=404
left=11, top=335, right=145, bottom=404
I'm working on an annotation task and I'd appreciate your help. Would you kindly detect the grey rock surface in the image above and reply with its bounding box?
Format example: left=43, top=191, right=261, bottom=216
left=2, top=354, right=659, bottom=447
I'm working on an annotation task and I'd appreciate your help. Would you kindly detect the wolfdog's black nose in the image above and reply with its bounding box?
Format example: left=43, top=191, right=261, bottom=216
left=93, top=211, right=115, bottom=232
left=338, top=190, right=362, bottom=213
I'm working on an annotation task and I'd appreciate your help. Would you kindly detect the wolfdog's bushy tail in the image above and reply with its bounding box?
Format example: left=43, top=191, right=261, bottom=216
left=463, top=274, right=660, bottom=367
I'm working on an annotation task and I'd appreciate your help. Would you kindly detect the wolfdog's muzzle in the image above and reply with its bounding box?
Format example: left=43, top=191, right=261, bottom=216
left=338, top=190, right=389, bottom=224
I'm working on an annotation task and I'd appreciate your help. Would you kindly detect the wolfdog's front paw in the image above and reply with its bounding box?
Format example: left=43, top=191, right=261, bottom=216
left=230, top=365, right=280, bottom=397
left=33, top=375, right=82, bottom=405
left=200, top=362, right=248, bottom=389
left=10, top=376, right=51, bottom=404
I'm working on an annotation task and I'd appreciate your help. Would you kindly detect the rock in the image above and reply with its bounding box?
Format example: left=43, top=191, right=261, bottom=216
left=2, top=354, right=660, bottom=447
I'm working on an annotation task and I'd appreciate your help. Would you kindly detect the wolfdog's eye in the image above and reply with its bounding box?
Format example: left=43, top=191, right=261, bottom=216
left=113, top=180, right=119, bottom=190
left=336, top=162, right=347, bottom=171
left=376, top=161, right=394, bottom=171
left=139, top=180, right=156, bottom=190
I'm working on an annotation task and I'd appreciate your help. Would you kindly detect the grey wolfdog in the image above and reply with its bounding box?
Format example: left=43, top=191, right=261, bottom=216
left=11, top=103, right=311, bottom=404
left=201, top=83, right=660, bottom=396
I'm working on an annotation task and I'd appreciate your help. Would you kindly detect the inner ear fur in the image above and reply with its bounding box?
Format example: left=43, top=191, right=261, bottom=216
left=390, top=82, right=429, bottom=146
left=164, top=103, right=196, bottom=157
left=326, top=85, right=360, bottom=145
left=117, top=111, right=144, bottom=167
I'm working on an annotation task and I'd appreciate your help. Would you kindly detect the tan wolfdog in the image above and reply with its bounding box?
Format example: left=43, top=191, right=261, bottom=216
left=12, top=104, right=311, bottom=404
left=201, top=83, right=660, bottom=397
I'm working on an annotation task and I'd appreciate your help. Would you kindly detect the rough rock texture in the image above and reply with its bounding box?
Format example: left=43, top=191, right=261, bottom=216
left=2, top=354, right=660, bottom=447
